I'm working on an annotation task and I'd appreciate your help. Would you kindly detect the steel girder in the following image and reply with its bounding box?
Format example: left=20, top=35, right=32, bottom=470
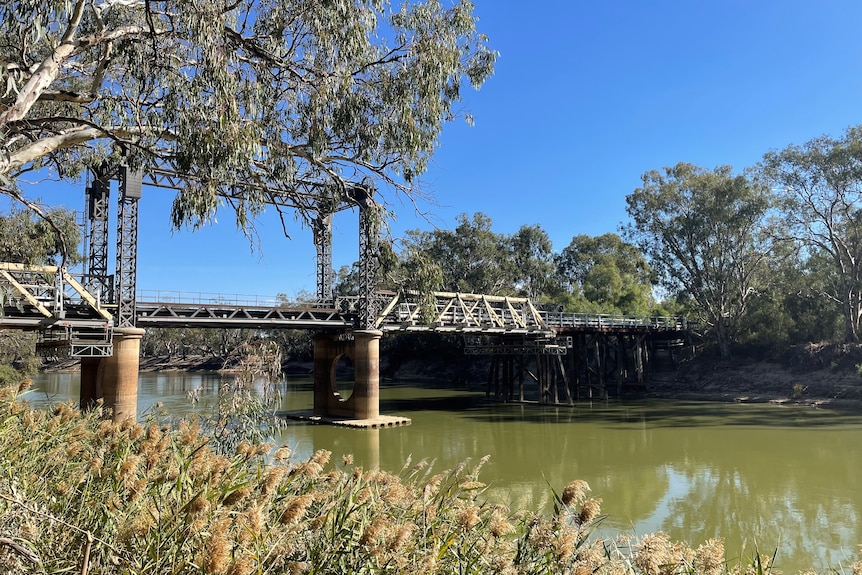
left=135, top=301, right=352, bottom=330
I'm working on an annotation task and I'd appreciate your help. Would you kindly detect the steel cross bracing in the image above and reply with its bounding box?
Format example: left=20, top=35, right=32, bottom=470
left=0, top=263, right=114, bottom=357
left=84, top=164, right=113, bottom=302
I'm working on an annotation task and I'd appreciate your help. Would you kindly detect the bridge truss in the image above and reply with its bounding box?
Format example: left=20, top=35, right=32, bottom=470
left=0, top=263, right=114, bottom=357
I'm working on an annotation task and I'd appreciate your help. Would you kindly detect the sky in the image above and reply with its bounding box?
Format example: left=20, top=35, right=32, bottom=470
left=19, top=0, right=862, bottom=299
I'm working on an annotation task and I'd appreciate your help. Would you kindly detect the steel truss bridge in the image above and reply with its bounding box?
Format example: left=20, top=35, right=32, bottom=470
left=0, top=160, right=690, bottom=405
left=0, top=262, right=686, bottom=353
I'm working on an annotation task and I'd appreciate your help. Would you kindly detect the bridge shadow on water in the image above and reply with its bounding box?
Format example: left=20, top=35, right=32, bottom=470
left=381, top=391, right=862, bottom=430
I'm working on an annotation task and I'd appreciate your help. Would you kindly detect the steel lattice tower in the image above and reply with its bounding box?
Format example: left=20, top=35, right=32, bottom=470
left=115, top=166, right=142, bottom=328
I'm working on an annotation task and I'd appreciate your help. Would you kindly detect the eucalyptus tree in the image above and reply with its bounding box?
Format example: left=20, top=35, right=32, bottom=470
left=0, top=0, right=496, bottom=231
left=0, top=206, right=81, bottom=266
left=555, top=233, right=655, bottom=314
left=402, top=212, right=515, bottom=295
left=510, top=224, right=554, bottom=300
left=625, top=163, right=774, bottom=359
left=760, top=126, right=862, bottom=342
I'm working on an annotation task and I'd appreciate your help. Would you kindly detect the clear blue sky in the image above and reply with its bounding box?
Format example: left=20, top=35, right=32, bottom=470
left=21, top=0, right=862, bottom=298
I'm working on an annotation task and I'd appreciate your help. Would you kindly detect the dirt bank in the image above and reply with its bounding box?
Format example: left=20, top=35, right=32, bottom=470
left=643, top=343, right=862, bottom=406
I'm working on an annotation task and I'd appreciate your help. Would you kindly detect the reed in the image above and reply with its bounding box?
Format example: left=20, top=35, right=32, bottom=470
left=0, top=384, right=857, bottom=574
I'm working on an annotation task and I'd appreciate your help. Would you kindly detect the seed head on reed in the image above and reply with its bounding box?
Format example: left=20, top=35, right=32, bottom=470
left=458, top=505, right=481, bottom=530
left=389, top=522, right=415, bottom=552
left=127, top=478, right=148, bottom=503
left=65, top=441, right=83, bottom=458
left=311, top=449, right=331, bottom=467
left=235, top=440, right=252, bottom=457
left=273, top=446, right=291, bottom=462
left=471, top=454, right=491, bottom=478
left=561, top=479, right=591, bottom=507
left=695, top=538, right=726, bottom=575
left=239, top=503, right=266, bottom=542
left=55, top=480, right=70, bottom=497
left=527, top=516, right=555, bottom=552
left=489, top=507, right=512, bottom=538
left=459, top=480, right=486, bottom=491
left=423, top=474, right=444, bottom=502
left=360, top=517, right=386, bottom=546
left=53, top=402, right=77, bottom=422
left=555, top=525, right=579, bottom=562
left=203, top=519, right=232, bottom=575
left=129, top=423, right=145, bottom=441
left=96, top=419, right=116, bottom=440
left=279, top=494, right=314, bottom=525
left=633, top=532, right=690, bottom=575
left=261, top=466, right=287, bottom=496
left=188, top=495, right=211, bottom=517
left=254, top=442, right=272, bottom=457
left=223, top=486, right=251, bottom=507
left=342, top=453, right=354, bottom=465
left=577, top=497, right=602, bottom=526
left=227, top=554, right=255, bottom=575
left=179, top=419, right=202, bottom=446
left=145, top=423, right=162, bottom=442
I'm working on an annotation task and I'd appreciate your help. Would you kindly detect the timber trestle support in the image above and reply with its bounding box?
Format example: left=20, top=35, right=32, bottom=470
left=477, top=330, right=688, bottom=404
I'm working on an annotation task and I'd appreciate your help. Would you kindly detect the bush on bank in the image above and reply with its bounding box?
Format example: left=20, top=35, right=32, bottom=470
left=0, top=384, right=858, bottom=575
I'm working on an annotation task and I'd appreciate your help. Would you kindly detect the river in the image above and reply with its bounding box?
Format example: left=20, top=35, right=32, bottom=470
left=25, top=370, right=862, bottom=572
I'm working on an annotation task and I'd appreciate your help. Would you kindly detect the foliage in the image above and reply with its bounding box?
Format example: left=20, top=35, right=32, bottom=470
left=555, top=233, right=655, bottom=314
left=510, top=224, right=555, bottom=299
left=0, top=0, right=496, bottom=232
left=402, top=212, right=516, bottom=295
left=0, top=365, right=24, bottom=387
left=142, top=327, right=253, bottom=359
left=188, top=340, right=286, bottom=454
left=0, top=385, right=818, bottom=575
left=0, top=205, right=81, bottom=266
left=0, top=331, right=38, bottom=375
left=625, top=163, right=774, bottom=359
left=760, top=125, right=862, bottom=342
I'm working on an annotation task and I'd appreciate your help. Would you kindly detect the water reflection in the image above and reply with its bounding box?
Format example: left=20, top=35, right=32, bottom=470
left=24, top=371, right=862, bottom=572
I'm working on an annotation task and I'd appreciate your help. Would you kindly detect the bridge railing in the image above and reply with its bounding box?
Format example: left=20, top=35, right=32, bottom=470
left=136, top=289, right=304, bottom=309
left=539, top=310, right=687, bottom=331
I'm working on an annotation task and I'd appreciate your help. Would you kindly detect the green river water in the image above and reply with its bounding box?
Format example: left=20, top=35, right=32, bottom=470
left=26, top=371, right=862, bottom=573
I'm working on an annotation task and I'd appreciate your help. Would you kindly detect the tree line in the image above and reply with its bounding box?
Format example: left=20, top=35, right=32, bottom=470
left=354, top=125, right=862, bottom=360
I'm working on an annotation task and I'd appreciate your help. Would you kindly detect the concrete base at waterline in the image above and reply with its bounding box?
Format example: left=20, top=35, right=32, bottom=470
left=279, top=410, right=411, bottom=429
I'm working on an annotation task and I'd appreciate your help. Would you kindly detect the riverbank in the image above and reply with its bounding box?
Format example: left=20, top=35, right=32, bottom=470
left=644, top=343, right=862, bottom=407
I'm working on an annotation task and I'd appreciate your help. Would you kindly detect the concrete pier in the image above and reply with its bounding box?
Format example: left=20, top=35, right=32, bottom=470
left=80, top=327, right=145, bottom=422
left=310, top=329, right=408, bottom=426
